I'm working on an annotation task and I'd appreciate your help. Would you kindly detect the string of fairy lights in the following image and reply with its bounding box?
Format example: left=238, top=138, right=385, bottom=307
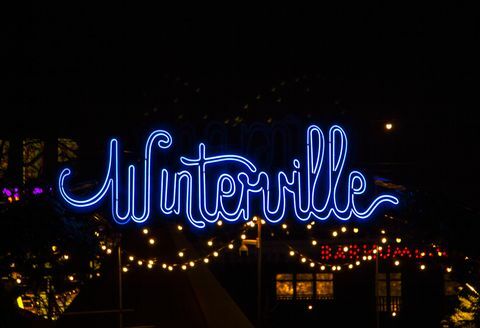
left=119, top=223, right=250, bottom=273
left=87, top=215, right=457, bottom=277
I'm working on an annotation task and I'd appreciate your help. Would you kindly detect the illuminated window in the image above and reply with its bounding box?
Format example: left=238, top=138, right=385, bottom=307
left=58, top=138, right=79, bottom=163
left=276, top=274, right=294, bottom=300
left=377, top=273, right=401, bottom=313
left=276, top=273, right=334, bottom=301
left=444, top=273, right=460, bottom=296
left=316, top=273, right=334, bottom=300
left=23, top=139, right=45, bottom=183
left=296, top=273, right=314, bottom=300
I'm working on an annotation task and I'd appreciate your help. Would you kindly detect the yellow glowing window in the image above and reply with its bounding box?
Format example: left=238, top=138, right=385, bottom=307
left=377, top=272, right=401, bottom=312
left=58, top=138, right=79, bottom=163
left=23, top=139, right=45, bottom=183
left=296, top=273, right=314, bottom=299
left=316, top=273, right=334, bottom=299
left=276, top=274, right=294, bottom=300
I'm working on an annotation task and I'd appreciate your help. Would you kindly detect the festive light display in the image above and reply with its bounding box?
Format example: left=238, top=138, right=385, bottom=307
left=58, top=125, right=399, bottom=227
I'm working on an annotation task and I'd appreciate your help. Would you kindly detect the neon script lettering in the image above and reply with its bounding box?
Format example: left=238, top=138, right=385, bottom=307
left=58, top=125, right=399, bottom=228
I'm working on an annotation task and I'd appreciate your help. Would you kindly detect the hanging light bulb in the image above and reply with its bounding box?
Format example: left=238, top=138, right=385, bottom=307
left=128, top=256, right=134, bottom=262
left=204, top=258, right=209, bottom=264
left=143, top=228, right=149, bottom=235
left=122, top=267, right=128, bottom=273
left=312, top=240, right=317, bottom=246
left=207, top=240, right=213, bottom=247
left=213, top=251, right=219, bottom=257
left=289, top=250, right=295, bottom=256
left=178, top=251, right=184, bottom=258
left=177, top=225, right=183, bottom=231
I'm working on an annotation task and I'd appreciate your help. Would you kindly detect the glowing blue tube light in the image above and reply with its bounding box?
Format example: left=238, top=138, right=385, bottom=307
left=58, top=125, right=399, bottom=228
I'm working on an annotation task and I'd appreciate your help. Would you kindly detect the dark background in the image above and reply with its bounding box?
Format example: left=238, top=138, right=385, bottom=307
left=2, top=3, right=479, bottom=211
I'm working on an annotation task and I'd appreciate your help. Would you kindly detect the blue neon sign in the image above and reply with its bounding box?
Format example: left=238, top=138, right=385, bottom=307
left=58, top=125, right=399, bottom=228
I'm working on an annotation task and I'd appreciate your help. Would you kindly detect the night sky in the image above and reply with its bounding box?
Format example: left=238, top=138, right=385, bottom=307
left=3, top=3, right=479, bottom=211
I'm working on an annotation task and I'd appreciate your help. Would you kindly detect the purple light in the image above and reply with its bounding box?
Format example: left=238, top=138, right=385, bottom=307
left=32, top=187, right=44, bottom=195
left=2, top=188, right=12, bottom=197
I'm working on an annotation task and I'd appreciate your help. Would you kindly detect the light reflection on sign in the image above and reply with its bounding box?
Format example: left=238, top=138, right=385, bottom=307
left=58, top=125, right=399, bottom=228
